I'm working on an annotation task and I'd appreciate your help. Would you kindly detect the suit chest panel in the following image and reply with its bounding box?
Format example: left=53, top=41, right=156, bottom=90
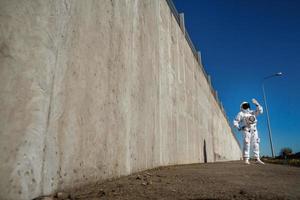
left=242, top=112, right=257, bottom=125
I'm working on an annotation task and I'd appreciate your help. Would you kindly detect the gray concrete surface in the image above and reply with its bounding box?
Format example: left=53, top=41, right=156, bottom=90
left=0, top=0, right=242, bottom=199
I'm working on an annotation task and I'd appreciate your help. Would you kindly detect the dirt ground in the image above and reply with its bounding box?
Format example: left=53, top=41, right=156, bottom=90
left=48, top=161, right=300, bottom=200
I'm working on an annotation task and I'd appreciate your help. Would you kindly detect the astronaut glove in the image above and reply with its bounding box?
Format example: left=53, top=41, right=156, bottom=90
left=252, top=98, right=260, bottom=106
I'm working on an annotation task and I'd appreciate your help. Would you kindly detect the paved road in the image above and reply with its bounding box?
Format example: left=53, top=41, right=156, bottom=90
left=56, top=161, right=300, bottom=200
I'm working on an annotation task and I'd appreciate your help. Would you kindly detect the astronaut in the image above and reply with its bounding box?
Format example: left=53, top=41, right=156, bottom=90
left=233, top=98, right=265, bottom=164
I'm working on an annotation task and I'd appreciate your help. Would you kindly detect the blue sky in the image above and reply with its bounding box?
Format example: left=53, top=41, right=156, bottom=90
left=173, top=0, right=300, bottom=156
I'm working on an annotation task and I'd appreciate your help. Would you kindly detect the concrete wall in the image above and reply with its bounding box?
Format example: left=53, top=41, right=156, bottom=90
left=0, top=0, right=241, bottom=199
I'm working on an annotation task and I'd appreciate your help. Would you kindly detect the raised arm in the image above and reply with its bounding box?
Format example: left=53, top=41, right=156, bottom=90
left=252, top=98, right=263, bottom=116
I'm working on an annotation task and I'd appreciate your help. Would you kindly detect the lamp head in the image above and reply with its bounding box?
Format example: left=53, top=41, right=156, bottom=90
left=276, top=72, right=283, bottom=76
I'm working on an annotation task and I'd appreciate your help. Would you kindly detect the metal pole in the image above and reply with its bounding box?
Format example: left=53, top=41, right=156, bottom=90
left=262, top=82, right=275, bottom=158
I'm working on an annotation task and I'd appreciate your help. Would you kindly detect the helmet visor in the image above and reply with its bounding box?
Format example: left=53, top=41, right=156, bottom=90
left=242, top=103, right=250, bottom=110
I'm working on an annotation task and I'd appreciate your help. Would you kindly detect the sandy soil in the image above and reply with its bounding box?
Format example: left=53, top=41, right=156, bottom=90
left=43, top=161, right=300, bottom=200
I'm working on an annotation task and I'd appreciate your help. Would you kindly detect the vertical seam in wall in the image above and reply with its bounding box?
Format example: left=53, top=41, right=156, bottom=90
left=40, top=43, right=58, bottom=195
left=40, top=0, right=72, bottom=193
left=158, top=0, right=162, bottom=165
left=211, top=109, right=216, bottom=162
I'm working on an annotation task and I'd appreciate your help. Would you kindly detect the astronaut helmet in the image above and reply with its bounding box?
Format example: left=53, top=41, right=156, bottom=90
left=240, top=101, right=250, bottom=110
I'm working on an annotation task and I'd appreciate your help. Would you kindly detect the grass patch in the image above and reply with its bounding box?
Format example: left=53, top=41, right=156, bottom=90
left=261, top=158, right=300, bottom=167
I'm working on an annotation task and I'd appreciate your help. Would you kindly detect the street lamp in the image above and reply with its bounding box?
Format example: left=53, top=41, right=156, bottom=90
left=262, top=72, right=283, bottom=158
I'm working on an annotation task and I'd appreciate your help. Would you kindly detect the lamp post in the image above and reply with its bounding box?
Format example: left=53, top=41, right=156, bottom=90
left=262, top=72, right=283, bottom=158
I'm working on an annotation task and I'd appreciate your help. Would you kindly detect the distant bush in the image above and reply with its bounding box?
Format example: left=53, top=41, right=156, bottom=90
left=262, top=151, right=300, bottom=160
left=289, top=152, right=300, bottom=159
left=280, top=147, right=293, bottom=158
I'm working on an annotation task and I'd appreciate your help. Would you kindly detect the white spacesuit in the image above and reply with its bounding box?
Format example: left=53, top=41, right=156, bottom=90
left=233, top=99, right=265, bottom=164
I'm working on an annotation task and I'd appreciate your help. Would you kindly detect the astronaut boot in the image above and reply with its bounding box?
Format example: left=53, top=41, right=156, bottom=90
left=244, top=158, right=250, bottom=165
left=255, top=158, right=265, bottom=165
